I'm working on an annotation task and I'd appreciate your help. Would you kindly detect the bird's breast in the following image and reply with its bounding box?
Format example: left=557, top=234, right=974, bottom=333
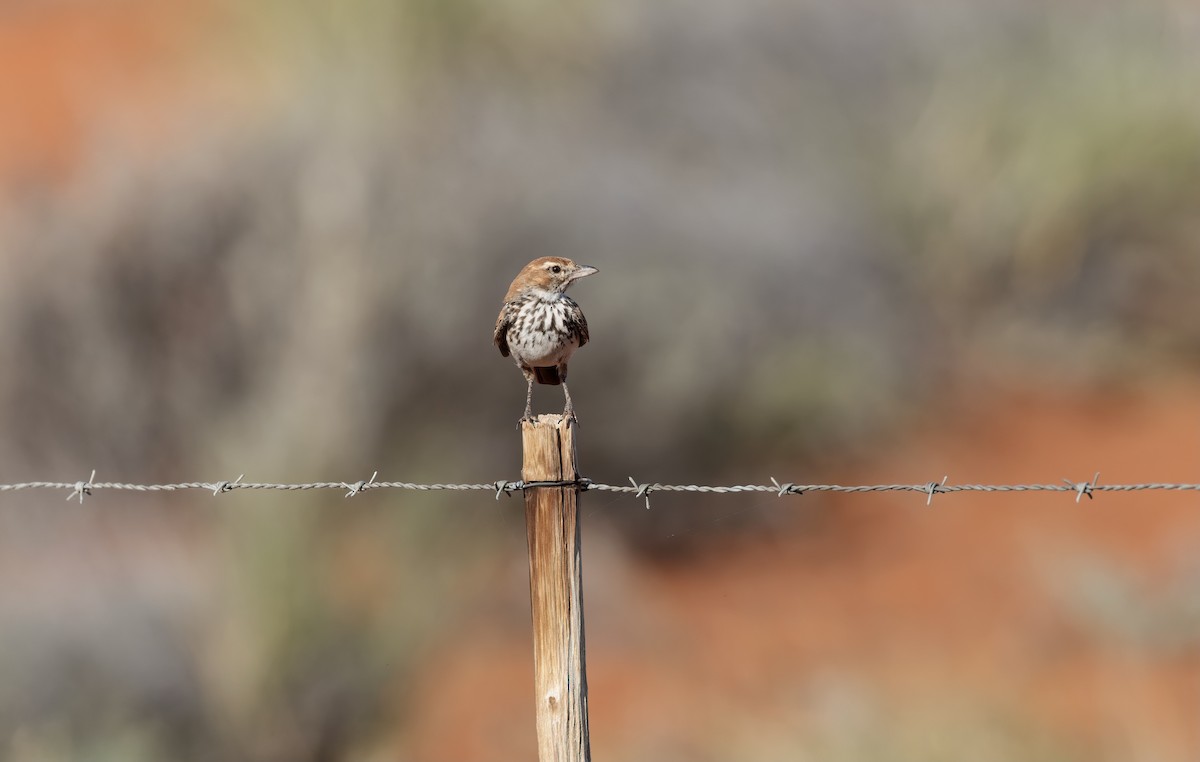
left=506, top=298, right=579, bottom=366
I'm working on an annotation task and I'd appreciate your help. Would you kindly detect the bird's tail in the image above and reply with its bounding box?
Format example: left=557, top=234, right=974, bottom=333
left=533, top=366, right=562, bottom=385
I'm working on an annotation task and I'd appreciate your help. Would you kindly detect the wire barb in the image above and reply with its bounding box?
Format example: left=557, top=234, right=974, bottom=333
left=494, top=480, right=519, bottom=500
left=629, top=476, right=653, bottom=509
left=66, top=469, right=96, bottom=504
left=925, top=475, right=949, bottom=506
left=344, top=471, right=378, bottom=498
left=770, top=477, right=800, bottom=497
left=1064, top=472, right=1100, bottom=503
left=208, top=474, right=244, bottom=496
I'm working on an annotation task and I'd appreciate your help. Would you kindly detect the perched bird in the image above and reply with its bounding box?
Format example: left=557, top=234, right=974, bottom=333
left=494, top=257, right=598, bottom=421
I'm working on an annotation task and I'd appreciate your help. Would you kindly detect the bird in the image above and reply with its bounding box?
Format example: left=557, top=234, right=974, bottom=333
left=494, top=257, right=598, bottom=422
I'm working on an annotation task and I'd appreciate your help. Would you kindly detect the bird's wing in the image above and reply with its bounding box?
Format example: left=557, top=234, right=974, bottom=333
left=493, top=303, right=513, bottom=357
left=566, top=300, right=589, bottom=348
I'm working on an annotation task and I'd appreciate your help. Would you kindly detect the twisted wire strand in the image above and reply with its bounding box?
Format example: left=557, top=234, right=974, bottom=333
left=2, top=475, right=1200, bottom=504
left=0, top=481, right=503, bottom=494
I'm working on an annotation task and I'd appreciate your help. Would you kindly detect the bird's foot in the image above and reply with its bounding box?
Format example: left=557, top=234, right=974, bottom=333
left=517, top=408, right=536, bottom=429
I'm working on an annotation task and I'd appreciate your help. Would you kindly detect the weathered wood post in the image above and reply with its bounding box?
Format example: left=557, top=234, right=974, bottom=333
left=521, top=414, right=591, bottom=762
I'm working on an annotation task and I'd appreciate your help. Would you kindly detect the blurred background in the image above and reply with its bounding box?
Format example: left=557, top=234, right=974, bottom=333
left=2, top=0, right=1200, bottom=759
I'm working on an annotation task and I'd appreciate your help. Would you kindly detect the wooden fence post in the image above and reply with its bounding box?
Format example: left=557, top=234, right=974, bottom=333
left=521, top=414, right=591, bottom=762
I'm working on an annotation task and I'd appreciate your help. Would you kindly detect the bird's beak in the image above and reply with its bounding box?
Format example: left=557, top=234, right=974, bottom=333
left=569, top=265, right=599, bottom=282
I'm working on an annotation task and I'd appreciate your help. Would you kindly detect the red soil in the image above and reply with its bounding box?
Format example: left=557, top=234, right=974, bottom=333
left=0, top=0, right=211, bottom=185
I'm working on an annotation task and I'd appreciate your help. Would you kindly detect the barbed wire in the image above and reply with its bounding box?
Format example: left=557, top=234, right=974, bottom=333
left=3, top=469, right=1199, bottom=508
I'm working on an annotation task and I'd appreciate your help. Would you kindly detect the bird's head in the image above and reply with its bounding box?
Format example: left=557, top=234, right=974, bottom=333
left=508, top=257, right=599, bottom=299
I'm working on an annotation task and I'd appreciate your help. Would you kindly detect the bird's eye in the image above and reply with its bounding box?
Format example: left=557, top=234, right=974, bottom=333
left=550, top=265, right=562, bottom=273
